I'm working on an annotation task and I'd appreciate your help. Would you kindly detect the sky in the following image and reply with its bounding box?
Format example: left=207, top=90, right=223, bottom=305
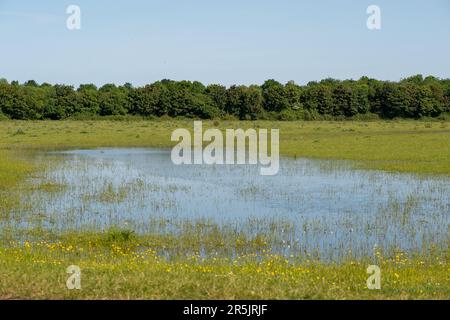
left=0, top=0, right=449, bottom=87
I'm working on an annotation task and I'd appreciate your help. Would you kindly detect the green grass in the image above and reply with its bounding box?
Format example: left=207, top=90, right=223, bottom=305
left=0, top=232, right=447, bottom=300
left=1, top=119, right=449, bottom=175
left=0, top=119, right=449, bottom=300
left=0, top=152, right=34, bottom=216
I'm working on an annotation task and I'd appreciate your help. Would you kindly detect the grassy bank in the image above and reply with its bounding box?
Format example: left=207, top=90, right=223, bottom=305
left=0, top=120, right=448, bottom=300
left=1, top=119, right=449, bottom=175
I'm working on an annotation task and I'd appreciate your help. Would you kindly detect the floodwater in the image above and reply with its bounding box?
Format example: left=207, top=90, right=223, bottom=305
left=16, top=148, right=450, bottom=260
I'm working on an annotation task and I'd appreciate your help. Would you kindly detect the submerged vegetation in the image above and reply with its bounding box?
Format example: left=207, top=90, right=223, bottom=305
left=0, top=120, right=448, bottom=299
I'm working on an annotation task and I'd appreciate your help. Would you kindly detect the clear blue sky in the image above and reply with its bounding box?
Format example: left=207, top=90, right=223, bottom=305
left=1, top=0, right=449, bottom=87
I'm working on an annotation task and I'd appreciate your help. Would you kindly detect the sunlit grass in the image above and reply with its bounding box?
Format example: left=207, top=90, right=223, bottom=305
left=0, top=152, right=34, bottom=217
left=0, top=119, right=449, bottom=175
left=0, top=234, right=447, bottom=299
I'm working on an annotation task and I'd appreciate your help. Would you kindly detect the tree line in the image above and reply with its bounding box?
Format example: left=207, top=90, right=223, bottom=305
left=1, top=75, right=449, bottom=120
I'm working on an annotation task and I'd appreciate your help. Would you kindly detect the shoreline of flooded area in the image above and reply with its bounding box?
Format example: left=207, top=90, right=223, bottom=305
left=8, top=148, right=450, bottom=261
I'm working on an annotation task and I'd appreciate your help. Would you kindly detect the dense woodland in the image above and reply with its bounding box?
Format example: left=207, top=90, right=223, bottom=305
left=1, top=75, right=449, bottom=120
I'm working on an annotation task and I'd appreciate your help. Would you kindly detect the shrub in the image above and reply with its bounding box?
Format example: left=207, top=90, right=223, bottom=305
left=351, top=113, right=380, bottom=121
left=0, top=111, right=9, bottom=121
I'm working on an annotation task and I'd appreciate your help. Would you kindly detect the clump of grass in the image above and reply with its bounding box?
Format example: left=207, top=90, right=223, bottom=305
left=82, top=183, right=128, bottom=203
left=12, top=128, right=25, bottom=136
left=31, top=182, right=68, bottom=193
left=105, top=227, right=136, bottom=244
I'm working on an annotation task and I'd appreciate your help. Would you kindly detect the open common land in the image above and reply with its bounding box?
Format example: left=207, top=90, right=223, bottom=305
left=0, top=120, right=449, bottom=299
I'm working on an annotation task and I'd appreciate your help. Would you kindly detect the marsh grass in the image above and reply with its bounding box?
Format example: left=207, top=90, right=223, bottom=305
left=83, top=183, right=129, bottom=204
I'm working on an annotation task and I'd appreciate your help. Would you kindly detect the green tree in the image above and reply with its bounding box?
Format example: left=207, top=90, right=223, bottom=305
left=227, top=85, right=263, bottom=120
left=44, top=85, right=77, bottom=119
left=284, top=81, right=303, bottom=109
left=261, top=80, right=289, bottom=112
left=332, top=84, right=358, bottom=117
left=1, top=81, right=45, bottom=119
left=354, top=84, right=370, bottom=114
left=379, top=83, right=412, bottom=118
left=98, top=84, right=129, bottom=116
left=77, top=84, right=100, bottom=115
left=205, top=84, right=227, bottom=115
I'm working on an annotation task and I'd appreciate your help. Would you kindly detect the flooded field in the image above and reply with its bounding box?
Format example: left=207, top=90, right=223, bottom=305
left=9, top=148, right=448, bottom=261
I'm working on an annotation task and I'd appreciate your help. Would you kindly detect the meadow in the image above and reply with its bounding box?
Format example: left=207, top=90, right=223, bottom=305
left=1, top=119, right=449, bottom=174
left=0, top=120, right=449, bottom=299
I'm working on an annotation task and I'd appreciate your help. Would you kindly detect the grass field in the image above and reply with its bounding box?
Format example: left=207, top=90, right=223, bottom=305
left=1, top=119, right=449, bottom=174
left=0, top=234, right=447, bottom=299
left=0, top=120, right=449, bottom=299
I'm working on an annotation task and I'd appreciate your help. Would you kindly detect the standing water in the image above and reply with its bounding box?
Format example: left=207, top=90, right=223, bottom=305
left=13, top=148, right=450, bottom=261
